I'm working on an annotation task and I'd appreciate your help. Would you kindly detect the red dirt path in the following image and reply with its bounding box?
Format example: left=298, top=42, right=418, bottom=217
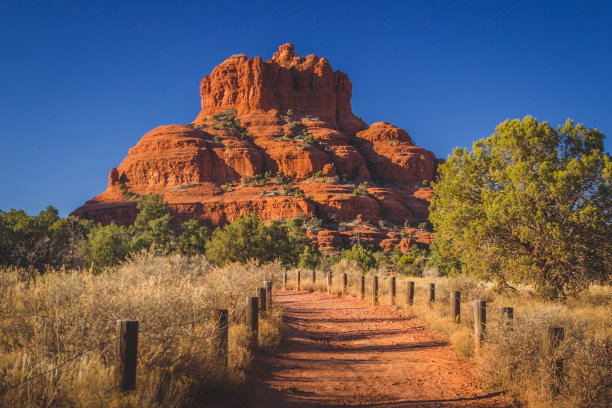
left=239, top=290, right=516, bottom=407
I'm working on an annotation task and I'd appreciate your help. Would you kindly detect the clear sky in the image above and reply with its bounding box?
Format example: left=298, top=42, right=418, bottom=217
left=1, top=0, right=610, bottom=216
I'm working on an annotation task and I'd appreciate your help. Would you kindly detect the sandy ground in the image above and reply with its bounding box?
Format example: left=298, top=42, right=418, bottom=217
left=225, top=290, right=516, bottom=407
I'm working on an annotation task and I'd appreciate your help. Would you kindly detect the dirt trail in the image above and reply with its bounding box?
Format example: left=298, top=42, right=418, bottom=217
left=240, top=291, right=515, bottom=407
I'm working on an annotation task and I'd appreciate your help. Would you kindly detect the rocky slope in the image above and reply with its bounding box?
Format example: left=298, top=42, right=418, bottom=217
left=72, top=44, right=440, bottom=252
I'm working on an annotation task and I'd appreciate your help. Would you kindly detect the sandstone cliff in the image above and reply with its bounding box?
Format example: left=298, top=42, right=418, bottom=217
left=72, top=44, right=440, bottom=251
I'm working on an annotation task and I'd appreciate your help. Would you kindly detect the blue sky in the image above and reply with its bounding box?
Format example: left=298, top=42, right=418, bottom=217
left=1, top=0, right=610, bottom=216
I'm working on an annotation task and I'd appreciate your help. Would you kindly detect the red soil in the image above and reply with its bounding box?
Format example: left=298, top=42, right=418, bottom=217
left=241, top=290, right=516, bottom=407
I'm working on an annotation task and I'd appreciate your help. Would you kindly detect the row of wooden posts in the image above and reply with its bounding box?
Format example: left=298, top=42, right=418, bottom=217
left=115, top=281, right=273, bottom=393
left=283, top=271, right=566, bottom=394
left=114, top=274, right=566, bottom=395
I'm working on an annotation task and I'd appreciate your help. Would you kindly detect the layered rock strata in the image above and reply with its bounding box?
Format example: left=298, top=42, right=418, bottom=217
left=73, top=44, right=440, bottom=251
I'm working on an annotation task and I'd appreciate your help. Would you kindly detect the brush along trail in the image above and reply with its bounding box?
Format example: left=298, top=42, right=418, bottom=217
left=236, top=290, right=515, bottom=408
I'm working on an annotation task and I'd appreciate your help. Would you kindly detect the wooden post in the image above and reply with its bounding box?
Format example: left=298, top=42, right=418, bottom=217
left=360, top=275, right=365, bottom=300
left=296, top=270, right=301, bottom=291
left=116, top=320, right=138, bottom=392
left=283, top=272, right=287, bottom=290
left=407, top=281, right=414, bottom=305
left=342, top=273, right=348, bottom=296
left=451, top=291, right=461, bottom=323
left=499, top=307, right=513, bottom=331
left=388, top=276, right=396, bottom=305
left=429, top=283, right=435, bottom=303
left=257, top=286, right=266, bottom=313
left=372, top=276, right=378, bottom=306
left=545, top=327, right=565, bottom=396
left=327, top=271, right=332, bottom=294
left=212, top=309, right=228, bottom=367
left=474, top=300, right=486, bottom=354
left=265, top=281, right=272, bottom=310
left=246, top=296, right=259, bottom=350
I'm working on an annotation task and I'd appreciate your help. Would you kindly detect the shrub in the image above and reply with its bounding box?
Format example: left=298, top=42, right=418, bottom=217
left=340, top=245, right=377, bottom=271
left=322, top=213, right=339, bottom=225
left=352, top=182, right=370, bottom=197
left=298, top=245, right=322, bottom=269
left=205, top=214, right=310, bottom=267
left=80, top=223, right=130, bottom=273
left=174, top=218, right=208, bottom=256
left=390, top=245, right=428, bottom=275
left=275, top=172, right=290, bottom=185
left=0, top=206, right=92, bottom=270
left=280, top=184, right=305, bottom=197
left=130, top=194, right=174, bottom=253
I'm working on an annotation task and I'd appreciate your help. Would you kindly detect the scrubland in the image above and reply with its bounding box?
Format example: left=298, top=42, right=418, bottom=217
left=0, top=252, right=283, bottom=407
left=286, top=260, right=611, bottom=408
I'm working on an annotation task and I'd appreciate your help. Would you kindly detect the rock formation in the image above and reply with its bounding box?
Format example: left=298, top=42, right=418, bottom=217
left=72, top=44, right=441, bottom=252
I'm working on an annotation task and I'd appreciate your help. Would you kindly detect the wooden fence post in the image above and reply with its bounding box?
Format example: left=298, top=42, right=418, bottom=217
left=407, top=281, right=414, bottom=305
left=545, top=327, right=565, bottom=396
left=451, top=291, right=461, bottom=323
left=246, top=296, right=259, bottom=350
left=342, top=273, right=348, bottom=296
left=283, top=272, right=287, bottom=290
left=474, top=300, right=486, bottom=354
left=265, top=281, right=272, bottom=310
left=327, top=272, right=332, bottom=294
left=212, top=309, right=228, bottom=367
left=429, top=283, right=436, bottom=304
left=372, top=276, right=378, bottom=306
left=257, top=286, right=266, bottom=312
left=360, top=275, right=365, bottom=300
left=389, top=276, right=396, bottom=305
left=296, top=270, right=301, bottom=291
left=499, top=307, right=513, bottom=331
left=116, top=320, right=139, bottom=393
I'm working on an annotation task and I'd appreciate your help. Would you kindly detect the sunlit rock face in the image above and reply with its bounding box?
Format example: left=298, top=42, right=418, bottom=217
left=72, top=44, right=441, bottom=252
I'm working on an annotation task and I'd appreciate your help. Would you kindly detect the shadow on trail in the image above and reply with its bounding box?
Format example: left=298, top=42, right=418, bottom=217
left=225, top=292, right=515, bottom=408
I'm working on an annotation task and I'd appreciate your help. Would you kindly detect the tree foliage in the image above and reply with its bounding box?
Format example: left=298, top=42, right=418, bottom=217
left=430, top=116, right=611, bottom=297
left=174, top=219, right=208, bottom=257
left=0, top=206, right=92, bottom=270
left=130, top=194, right=174, bottom=252
left=80, top=223, right=130, bottom=272
left=205, top=214, right=310, bottom=266
left=340, top=245, right=377, bottom=271
left=389, top=245, right=428, bottom=275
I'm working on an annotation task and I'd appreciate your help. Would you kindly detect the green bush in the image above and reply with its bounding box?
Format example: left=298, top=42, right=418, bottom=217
left=352, top=182, right=370, bottom=197
left=174, top=218, right=208, bottom=257
left=205, top=214, right=310, bottom=267
left=303, top=134, right=316, bottom=145
left=130, top=194, right=174, bottom=253
left=340, top=245, right=377, bottom=271
left=298, top=245, right=321, bottom=269
left=390, top=245, right=428, bottom=275
left=0, top=206, right=93, bottom=270
left=81, top=223, right=130, bottom=272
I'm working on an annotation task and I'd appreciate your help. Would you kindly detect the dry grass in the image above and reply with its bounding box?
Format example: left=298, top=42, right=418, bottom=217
left=0, top=251, right=283, bottom=407
left=282, top=268, right=611, bottom=408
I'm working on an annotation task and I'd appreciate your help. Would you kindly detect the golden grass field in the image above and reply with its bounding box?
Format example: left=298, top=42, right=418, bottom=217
left=0, top=251, right=283, bottom=407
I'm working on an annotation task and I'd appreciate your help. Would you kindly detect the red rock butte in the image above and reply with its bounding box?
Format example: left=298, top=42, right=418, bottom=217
left=72, top=44, right=441, bottom=252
